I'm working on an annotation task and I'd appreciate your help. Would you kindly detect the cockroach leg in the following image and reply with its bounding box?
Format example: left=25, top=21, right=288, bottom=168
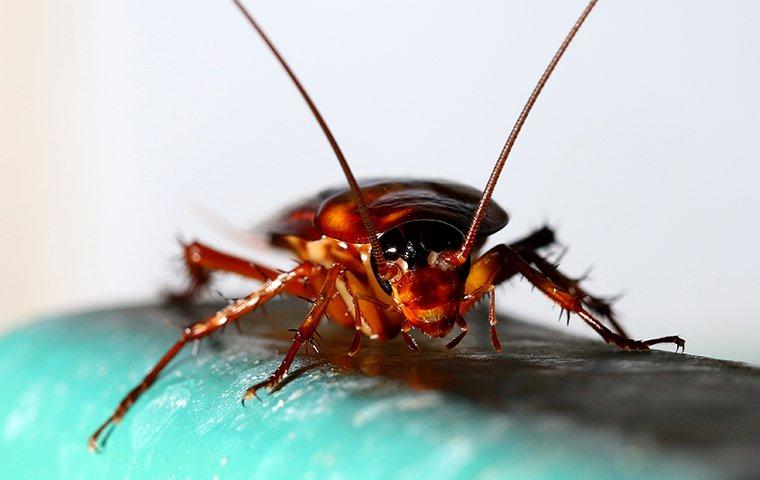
left=469, top=231, right=626, bottom=337
left=348, top=330, right=363, bottom=356
left=460, top=226, right=557, bottom=316
left=88, top=262, right=317, bottom=452
left=459, top=284, right=501, bottom=351
left=166, top=241, right=287, bottom=303
left=487, top=286, right=502, bottom=352
left=645, top=336, right=687, bottom=353
left=508, top=225, right=557, bottom=253
left=518, top=248, right=628, bottom=337
left=340, top=272, right=365, bottom=356
left=356, top=294, right=394, bottom=311
left=492, top=245, right=684, bottom=351
left=444, top=315, right=469, bottom=350
left=242, top=264, right=345, bottom=404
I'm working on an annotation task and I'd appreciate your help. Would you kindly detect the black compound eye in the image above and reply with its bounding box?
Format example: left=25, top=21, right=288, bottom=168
left=371, top=220, right=468, bottom=295
left=382, top=246, right=400, bottom=261
left=419, top=223, right=461, bottom=252
left=377, top=229, right=403, bottom=261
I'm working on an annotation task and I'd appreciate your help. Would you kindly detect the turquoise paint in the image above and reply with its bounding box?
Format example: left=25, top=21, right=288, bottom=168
left=0, top=306, right=708, bottom=479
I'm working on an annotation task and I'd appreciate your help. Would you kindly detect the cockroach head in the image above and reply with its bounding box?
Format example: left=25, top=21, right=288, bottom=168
left=370, top=220, right=470, bottom=337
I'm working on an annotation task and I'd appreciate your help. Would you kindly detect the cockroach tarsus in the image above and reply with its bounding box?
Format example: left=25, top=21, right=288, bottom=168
left=88, top=0, right=685, bottom=452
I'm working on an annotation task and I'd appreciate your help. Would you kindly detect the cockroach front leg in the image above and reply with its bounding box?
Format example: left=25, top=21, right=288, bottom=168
left=88, top=261, right=318, bottom=452
left=460, top=226, right=557, bottom=350
left=469, top=244, right=685, bottom=352
left=462, top=285, right=501, bottom=351
left=167, top=241, right=287, bottom=303
left=242, top=264, right=345, bottom=402
left=461, top=226, right=556, bottom=315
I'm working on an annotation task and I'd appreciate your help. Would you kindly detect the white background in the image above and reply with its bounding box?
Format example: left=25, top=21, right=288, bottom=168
left=2, top=1, right=758, bottom=363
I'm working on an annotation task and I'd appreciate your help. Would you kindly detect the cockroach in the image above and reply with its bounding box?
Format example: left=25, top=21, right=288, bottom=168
left=89, top=0, right=684, bottom=451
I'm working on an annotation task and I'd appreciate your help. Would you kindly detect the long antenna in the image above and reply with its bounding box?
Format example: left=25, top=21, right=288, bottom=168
left=453, top=0, right=599, bottom=265
left=231, top=0, right=390, bottom=273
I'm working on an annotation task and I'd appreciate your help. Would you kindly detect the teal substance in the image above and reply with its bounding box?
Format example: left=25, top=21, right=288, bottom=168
left=0, top=306, right=707, bottom=479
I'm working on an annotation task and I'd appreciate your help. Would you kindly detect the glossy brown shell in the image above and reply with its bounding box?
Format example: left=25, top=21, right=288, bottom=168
left=259, top=178, right=509, bottom=243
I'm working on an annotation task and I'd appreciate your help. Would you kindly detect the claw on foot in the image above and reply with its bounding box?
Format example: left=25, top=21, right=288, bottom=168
left=609, top=334, right=686, bottom=353
left=241, top=376, right=282, bottom=406
left=644, top=335, right=686, bottom=353
left=619, top=339, right=651, bottom=352
left=241, top=388, right=261, bottom=407
left=603, top=333, right=650, bottom=351
left=87, top=437, right=100, bottom=454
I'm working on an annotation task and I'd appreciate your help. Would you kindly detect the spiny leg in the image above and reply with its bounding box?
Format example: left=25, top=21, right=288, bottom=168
left=88, top=261, right=318, bottom=452
left=492, top=244, right=684, bottom=351
left=461, top=285, right=501, bottom=351
left=242, top=264, right=345, bottom=402
left=167, top=241, right=288, bottom=303
left=460, top=226, right=557, bottom=316
left=465, top=226, right=627, bottom=337
left=461, top=230, right=554, bottom=347
left=508, top=225, right=557, bottom=253
left=518, top=248, right=628, bottom=337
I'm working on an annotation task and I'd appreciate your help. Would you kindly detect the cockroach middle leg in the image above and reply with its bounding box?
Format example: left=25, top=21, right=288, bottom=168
left=242, top=264, right=345, bottom=403
left=167, top=241, right=308, bottom=302
left=88, top=261, right=319, bottom=452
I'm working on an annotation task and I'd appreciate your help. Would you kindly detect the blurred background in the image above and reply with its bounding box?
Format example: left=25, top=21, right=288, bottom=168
left=1, top=0, right=758, bottom=364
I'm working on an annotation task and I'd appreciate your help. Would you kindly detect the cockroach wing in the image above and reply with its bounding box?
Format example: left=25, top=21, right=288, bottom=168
left=257, top=187, right=342, bottom=241
left=316, top=179, right=508, bottom=243
left=259, top=179, right=508, bottom=243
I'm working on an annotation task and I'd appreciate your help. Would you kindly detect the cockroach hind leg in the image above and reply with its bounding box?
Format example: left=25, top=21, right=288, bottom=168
left=87, top=414, right=121, bottom=453
left=644, top=335, right=686, bottom=353
left=602, top=331, right=685, bottom=353
left=241, top=379, right=270, bottom=406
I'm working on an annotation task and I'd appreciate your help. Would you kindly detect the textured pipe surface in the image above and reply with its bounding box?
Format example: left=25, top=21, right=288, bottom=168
left=1, top=301, right=756, bottom=478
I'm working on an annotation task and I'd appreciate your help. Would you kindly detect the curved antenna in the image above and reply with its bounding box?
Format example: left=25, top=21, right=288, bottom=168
left=453, top=0, right=599, bottom=265
left=230, top=0, right=390, bottom=274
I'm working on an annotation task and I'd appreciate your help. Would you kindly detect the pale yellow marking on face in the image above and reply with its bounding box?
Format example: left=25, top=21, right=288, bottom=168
left=305, top=238, right=337, bottom=269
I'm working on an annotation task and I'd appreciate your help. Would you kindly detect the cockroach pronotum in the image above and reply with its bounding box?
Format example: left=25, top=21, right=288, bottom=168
left=89, top=0, right=685, bottom=451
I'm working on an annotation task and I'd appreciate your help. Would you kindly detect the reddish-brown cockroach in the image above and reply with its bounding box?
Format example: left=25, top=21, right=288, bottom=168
left=89, top=0, right=685, bottom=451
